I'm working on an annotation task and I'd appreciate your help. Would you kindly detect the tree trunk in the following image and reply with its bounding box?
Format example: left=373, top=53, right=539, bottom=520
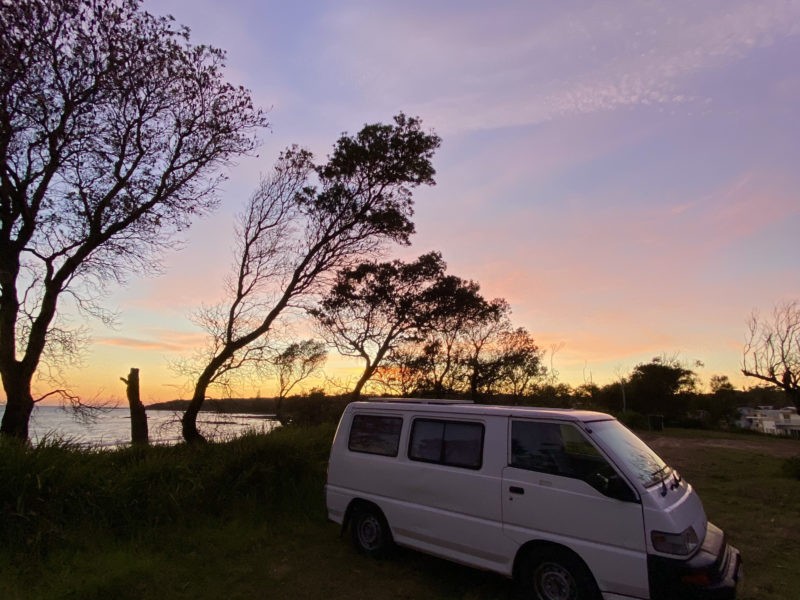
left=0, top=368, right=35, bottom=441
left=121, top=368, right=148, bottom=445
left=182, top=386, right=209, bottom=444
left=352, top=364, right=376, bottom=400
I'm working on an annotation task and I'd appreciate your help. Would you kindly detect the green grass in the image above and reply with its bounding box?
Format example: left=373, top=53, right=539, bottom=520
left=658, top=441, right=800, bottom=599
left=0, top=426, right=798, bottom=599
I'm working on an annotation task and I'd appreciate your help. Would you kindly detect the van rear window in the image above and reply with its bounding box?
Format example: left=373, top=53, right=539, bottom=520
left=348, top=414, right=403, bottom=456
left=409, top=419, right=484, bottom=469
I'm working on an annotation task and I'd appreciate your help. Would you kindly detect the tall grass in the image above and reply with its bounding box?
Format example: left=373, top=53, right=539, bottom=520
left=0, top=424, right=335, bottom=554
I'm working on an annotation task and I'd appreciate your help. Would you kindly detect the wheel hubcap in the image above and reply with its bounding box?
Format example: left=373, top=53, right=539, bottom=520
left=357, top=515, right=380, bottom=549
left=534, top=561, right=576, bottom=600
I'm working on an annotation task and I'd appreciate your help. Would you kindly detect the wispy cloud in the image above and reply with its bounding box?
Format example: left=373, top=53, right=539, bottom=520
left=320, top=0, right=800, bottom=133
left=96, top=331, right=205, bottom=353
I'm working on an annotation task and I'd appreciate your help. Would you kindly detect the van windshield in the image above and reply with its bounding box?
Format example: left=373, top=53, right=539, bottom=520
left=588, top=419, right=670, bottom=488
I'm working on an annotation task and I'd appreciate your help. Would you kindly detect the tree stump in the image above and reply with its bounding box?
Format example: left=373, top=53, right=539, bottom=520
left=121, top=368, right=149, bottom=445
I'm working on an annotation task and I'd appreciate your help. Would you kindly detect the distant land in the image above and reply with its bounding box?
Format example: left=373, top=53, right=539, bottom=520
left=146, top=397, right=278, bottom=415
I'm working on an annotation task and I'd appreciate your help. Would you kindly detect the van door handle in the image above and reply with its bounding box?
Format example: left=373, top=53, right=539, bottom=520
left=509, top=486, right=524, bottom=495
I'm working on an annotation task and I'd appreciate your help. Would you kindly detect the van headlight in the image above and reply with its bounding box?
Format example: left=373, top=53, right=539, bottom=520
left=651, top=526, right=699, bottom=556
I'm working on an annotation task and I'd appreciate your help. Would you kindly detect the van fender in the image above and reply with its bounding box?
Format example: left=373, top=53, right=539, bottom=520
left=342, top=498, right=386, bottom=537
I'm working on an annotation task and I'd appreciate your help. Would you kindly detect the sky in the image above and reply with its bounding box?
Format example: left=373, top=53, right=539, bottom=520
left=48, top=0, right=800, bottom=405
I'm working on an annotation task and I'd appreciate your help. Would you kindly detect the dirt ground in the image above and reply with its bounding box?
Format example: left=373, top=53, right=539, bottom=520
left=641, top=431, right=800, bottom=460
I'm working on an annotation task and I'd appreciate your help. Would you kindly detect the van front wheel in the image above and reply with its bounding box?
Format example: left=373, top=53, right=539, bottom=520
left=350, top=505, right=392, bottom=557
left=519, top=548, right=600, bottom=600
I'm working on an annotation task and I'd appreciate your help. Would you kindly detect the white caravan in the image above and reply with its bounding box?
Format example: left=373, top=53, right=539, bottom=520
left=325, top=400, right=741, bottom=600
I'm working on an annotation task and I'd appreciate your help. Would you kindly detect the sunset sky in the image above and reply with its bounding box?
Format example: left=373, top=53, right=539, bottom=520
left=53, top=0, right=800, bottom=405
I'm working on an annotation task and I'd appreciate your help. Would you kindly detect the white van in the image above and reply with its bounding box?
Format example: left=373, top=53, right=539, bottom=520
left=325, top=400, right=741, bottom=600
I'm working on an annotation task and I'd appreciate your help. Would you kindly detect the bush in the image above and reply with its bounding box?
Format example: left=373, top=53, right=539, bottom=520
left=0, top=424, right=335, bottom=553
left=616, top=411, right=650, bottom=430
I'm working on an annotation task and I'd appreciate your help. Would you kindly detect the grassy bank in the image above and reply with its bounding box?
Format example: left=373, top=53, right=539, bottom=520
left=1, top=427, right=798, bottom=599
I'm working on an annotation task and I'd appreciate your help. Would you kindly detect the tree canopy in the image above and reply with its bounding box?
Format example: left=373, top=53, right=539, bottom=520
left=180, top=114, right=441, bottom=442
left=0, top=0, right=266, bottom=439
left=313, top=252, right=449, bottom=398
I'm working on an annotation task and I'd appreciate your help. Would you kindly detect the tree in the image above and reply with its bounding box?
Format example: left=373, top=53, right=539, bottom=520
left=272, top=340, right=326, bottom=400
left=0, top=0, right=266, bottom=440
left=626, top=356, right=697, bottom=420
left=181, top=115, right=440, bottom=441
left=460, top=298, right=511, bottom=400
left=493, top=327, right=546, bottom=400
left=742, top=300, right=800, bottom=408
left=709, top=374, right=734, bottom=394
left=415, top=275, right=491, bottom=396
left=379, top=288, right=514, bottom=400
left=272, top=340, right=326, bottom=422
left=313, top=252, right=448, bottom=398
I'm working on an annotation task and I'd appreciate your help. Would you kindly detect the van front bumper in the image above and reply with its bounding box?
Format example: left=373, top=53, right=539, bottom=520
left=647, top=522, right=741, bottom=599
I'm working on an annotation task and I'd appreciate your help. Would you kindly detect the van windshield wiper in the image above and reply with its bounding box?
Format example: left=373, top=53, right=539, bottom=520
left=651, top=465, right=669, bottom=497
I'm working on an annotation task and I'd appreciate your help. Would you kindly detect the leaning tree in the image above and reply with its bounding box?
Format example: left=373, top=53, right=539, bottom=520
left=180, top=115, right=441, bottom=442
left=0, top=0, right=266, bottom=439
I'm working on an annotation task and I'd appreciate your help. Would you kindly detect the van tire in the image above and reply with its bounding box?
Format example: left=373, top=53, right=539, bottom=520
left=518, top=546, right=600, bottom=600
left=350, top=505, right=392, bottom=558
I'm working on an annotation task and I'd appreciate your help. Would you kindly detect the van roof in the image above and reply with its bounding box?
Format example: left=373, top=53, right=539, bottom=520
left=353, top=399, right=613, bottom=423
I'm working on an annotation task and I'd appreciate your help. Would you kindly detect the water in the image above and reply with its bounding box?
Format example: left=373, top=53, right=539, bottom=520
left=0, top=404, right=279, bottom=448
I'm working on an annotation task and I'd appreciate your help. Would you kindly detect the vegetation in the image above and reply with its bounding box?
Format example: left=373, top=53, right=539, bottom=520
left=0, top=0, right=266, bottom=440
left=0, top=425, right=797, bottom=599
left=179, top=114, right=441, bottom=443
left=743, top=299, right=800, bottom=409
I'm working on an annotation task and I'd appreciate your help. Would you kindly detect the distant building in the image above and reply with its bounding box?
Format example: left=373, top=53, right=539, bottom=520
left=737, top=406, right=800, bottom=438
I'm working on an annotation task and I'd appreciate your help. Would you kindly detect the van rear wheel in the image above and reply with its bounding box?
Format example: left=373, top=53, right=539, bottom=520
left=519, top=547, right=600, bottom=600
left=350, top=505, right=392, bottom=557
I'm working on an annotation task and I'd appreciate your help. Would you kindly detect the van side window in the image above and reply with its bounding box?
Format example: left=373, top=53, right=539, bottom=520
left=348, top=414, right=403, bottom=456
left=409, top=419, right=484, bottom=469
left=511, top=420, right=633, bottom=500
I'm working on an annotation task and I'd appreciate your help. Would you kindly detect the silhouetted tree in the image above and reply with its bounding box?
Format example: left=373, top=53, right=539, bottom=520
left=690, top=374, right=738, bottom=427
left=461, top=299, right=511, bottom=400
left=418, top=276, right=491, bottom=396
left=272, top=340, right=326, bottom=422
left=493, top=327, right=546, bottom=400
left=709, top=374, right=735, bottom=394
left=313, top=252, right=448, bottom=398
left=273, top=340, right=327, bottom=400
left=626, top=357, right=697, bottom=420
left=0, top=0, right=266, bottom=440
left=742, top=300, right=800, bottom=409
left=181, top=115, right=440, bottom=441
left=375, top=275, right=491, bottom=397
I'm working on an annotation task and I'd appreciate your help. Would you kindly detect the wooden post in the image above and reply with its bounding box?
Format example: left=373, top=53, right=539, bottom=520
left=121, top=368, right=149, bottom=445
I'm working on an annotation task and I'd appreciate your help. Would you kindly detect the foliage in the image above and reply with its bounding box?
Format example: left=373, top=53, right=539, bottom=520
left=377, top=275, right=494, bottom=397
left=1, top=428, right=798, bottom=599
left=273, top=341, right=327, bottom=400
left=312, top=252, right=449, bottom=397
left=181, top=114, right=440, bottom=442
left=743, top=300, right=800, bottom=408
left=0, top=0, right=266, bottom=440
left=277, top=390, right=350, bottom=427
left=0, top=425, right=334, bottom=553
left=375, top=294, right=546, bottom=401
left=625, top=356, right=698, bottom=421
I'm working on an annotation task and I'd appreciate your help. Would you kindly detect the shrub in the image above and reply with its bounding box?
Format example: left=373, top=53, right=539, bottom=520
left=0, top=424, right=335, bottom=553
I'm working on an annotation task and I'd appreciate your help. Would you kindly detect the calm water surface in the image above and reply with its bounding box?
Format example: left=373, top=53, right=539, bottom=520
left=0, top=404, right=278, bottom=448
